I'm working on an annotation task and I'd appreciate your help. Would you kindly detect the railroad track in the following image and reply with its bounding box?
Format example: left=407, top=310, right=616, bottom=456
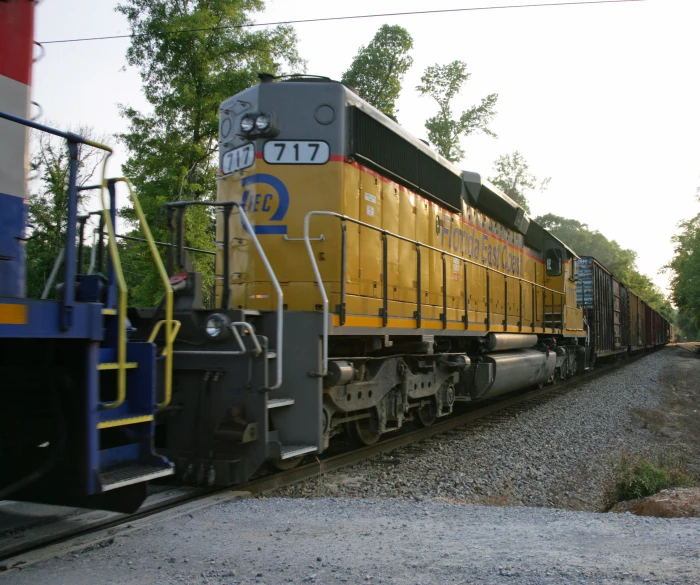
left=675, top=342, right=699, bottom=354
left=0, top=350, right=659, bottom=574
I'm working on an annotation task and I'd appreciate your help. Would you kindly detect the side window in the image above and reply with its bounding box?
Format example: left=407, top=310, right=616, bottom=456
left=545, top=248, right=562, bottom=276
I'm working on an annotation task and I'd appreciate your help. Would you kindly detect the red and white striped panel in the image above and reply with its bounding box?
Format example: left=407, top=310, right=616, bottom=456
left=0, top=0, right=35, bottom=200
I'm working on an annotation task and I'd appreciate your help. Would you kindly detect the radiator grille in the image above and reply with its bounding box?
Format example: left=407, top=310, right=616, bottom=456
left=349, top=107, right=463, bottom=211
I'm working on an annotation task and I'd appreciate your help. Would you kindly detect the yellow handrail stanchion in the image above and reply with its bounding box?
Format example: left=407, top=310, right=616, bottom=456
left=95, top=172, right=179, bottom=410
left=115, top=178, right=178, bottom=408
left=98, top=168, right=128, bottom=410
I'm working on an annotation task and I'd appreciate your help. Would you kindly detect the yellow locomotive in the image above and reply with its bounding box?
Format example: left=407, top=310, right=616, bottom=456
left=206, top=75, right=587, bottom=457
left=132, top=74, right=670, bottom=487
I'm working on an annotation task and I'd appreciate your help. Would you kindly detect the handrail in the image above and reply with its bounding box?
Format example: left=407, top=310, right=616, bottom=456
left=234, top=206, right=284, bottom=391
left=115, top=178, right=179, bottom=408
left=41, top=247, right=64, bottom=299
left=230, top=321, right=263, bottom=356
left=303, top=212, right=330, bottom=377
left=97, top=177, right=180, bottom=409
left=304, top=210, right=566, bottom=377
left=97, top=177, right=128, bottom=409
left=0, top=110, right=113, bottom=331
left=0, top=110, right=181, bottom=409
left=163, top=200, right=284, bottom=391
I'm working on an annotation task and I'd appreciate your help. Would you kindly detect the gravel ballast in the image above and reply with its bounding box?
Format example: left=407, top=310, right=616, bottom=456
left=273, top=349, right=675, bottom=510
left=5, top=497, right=700, bottom=585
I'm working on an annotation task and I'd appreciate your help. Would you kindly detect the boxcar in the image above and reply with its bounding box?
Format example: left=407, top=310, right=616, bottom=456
left=577, top=257, right=629, bottom=360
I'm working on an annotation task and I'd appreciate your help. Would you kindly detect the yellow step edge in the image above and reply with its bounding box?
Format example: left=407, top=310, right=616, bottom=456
left=98, top=362, right=138, bottom=371
left=101, top=308, right=118, bottom=315
left=98, top=415, right=154, bottom=429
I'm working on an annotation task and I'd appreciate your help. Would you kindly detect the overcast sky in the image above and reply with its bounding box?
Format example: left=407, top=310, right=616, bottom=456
left=32, top=0, right=700, bottom=296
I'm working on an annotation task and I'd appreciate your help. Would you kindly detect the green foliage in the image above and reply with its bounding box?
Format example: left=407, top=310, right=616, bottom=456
left=115, top=0, right=304, bottom=305
left=341, top=25, right=413, bottom=119
left=666, top=194, right=700, bottom=337
left=535, top=213, right=673, bottom=319
left=416, top=60, right=498, bottom=163
left=674, top=309, right=699, bottom=340
left=604, top=452, right=695, bottom=510
left=26, top=128, right=107, bottom=299
left=488, top=151, right=549, bottom=216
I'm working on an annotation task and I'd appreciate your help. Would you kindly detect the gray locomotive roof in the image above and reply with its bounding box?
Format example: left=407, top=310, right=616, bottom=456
left=341, top=85, right=535, bottom=237
left=462, top=170, right=530, bottom=236
left=337, top=82, right=577, bottom=256
left=462, top=170, right=577, bottom=258
left=342, top=85, right=462, bottom=177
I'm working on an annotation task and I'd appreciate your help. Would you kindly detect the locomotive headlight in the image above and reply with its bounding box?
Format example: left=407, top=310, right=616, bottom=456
left=255, top=114, right=270, bottom=131
left=240, top=116, right=255, bottom=133
left=205, top=313, right=231, bottom=341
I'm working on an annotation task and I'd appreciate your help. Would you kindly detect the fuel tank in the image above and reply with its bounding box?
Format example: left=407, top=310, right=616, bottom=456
left=466, top=349, right=556, bottom=400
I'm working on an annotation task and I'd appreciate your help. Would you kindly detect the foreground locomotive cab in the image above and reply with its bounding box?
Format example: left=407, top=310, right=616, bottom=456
left=0, top=0, right=174, bottom=512
left=141, top=75, right=600, bottom=486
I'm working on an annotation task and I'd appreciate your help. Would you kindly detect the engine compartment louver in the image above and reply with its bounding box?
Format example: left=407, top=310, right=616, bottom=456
left=348, top=107, right=463, bottom=211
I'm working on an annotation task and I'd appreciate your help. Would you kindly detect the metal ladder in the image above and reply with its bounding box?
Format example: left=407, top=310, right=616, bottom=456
left=82, top=178, right=179, bottom=491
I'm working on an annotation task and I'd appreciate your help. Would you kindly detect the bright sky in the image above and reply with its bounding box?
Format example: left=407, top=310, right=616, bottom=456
left=33, top=0, right=700, bottom=296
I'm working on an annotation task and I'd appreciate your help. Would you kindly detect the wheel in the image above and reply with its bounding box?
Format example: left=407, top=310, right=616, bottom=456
left=349, top=415, right=381, bottom=446
left=271, top=456, right=304, bottom=471
left=555, top=363, right=567, bottom=383
left=416, top=403, right=437, bottom=427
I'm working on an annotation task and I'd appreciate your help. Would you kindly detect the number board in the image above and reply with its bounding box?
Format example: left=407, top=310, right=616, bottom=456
left=263, top=140, right=330, bottom=165
left=222, top=143, right=255, bottom=175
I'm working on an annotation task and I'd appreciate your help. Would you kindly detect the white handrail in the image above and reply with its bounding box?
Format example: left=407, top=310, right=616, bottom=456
left=87, top=229, right=99, bottom=274
left=235, top=205, right=283, bottom=390
left=41, top=248, right=65, bottom=300
left=303, top=209, right=570, bottom=380
left=230, top=321, right=263, bottom=357
left=303, top=211, right=332, bottom=377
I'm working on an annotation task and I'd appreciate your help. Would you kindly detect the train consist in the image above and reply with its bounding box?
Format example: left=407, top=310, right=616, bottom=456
left=0, top=0, right=671, bottom=512
left=577, top=257, right=672, bottom=361
left=130, top=74, right=671, bottom=487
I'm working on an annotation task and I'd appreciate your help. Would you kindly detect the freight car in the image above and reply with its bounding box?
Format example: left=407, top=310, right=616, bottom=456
left=0, top=0, right=173, bottom=512
left=577, top=257, right=672, bottom=364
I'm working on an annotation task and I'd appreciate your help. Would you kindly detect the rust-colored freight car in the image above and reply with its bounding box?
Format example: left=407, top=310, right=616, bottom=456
left=644, top=303, right=654, bottom=348
left=577, top=257, right=670, bottom=361
left=577, top=257, right=629, bottom=360
left=628, top=290, right=645, bottom=351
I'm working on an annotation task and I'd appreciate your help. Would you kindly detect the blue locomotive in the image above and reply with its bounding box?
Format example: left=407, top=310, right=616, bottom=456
left=0, top=0, right=173, bottom=513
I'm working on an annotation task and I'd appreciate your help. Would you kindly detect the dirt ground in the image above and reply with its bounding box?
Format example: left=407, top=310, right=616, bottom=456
left=605, top=344, right=700, bottom=518
left=633, top=345, right=700, bottom=477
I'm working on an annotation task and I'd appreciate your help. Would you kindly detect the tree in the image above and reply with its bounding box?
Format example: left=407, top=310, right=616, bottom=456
left=666, top=196, right=700, bottom=337
left=488, top=151, right=550, bottom=215
left=536, top=213, right=672, bottom=319
left=115, top=0, right=304, bottom=305
left=341, top=25, right=413, bottom=119
left=416, top=60, right=498, bottom=163
left=26, top=127, right=107, bottom=299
